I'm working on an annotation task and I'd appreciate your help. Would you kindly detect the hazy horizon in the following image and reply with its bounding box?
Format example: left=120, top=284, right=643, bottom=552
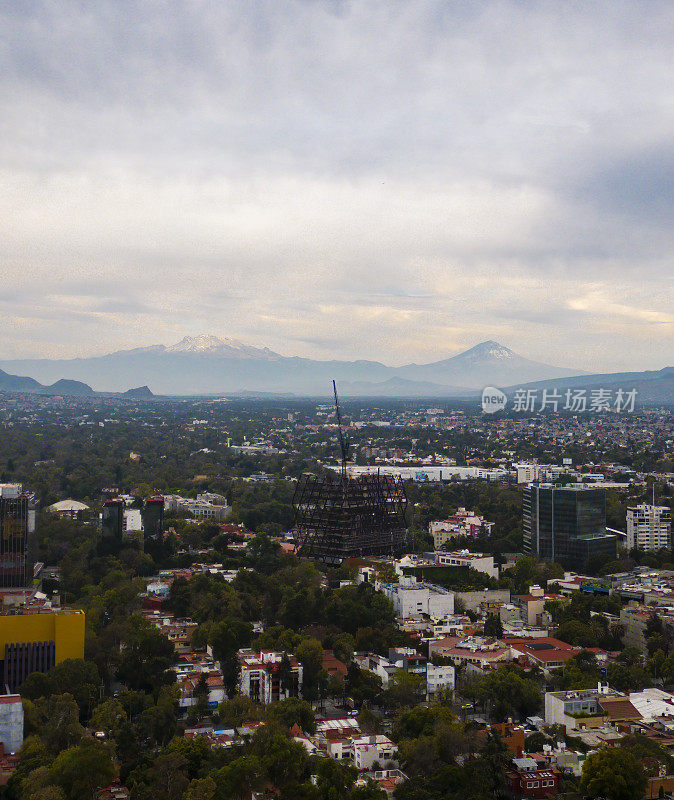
left=2, top=1, right=673, bottom=372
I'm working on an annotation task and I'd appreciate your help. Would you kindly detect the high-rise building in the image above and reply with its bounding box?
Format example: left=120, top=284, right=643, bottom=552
left=0, top=484, right=38, bottom=589
left=523, top=484, right=616, bottom=569
left=142, top=496, right=165, bottom=540
left=626, top=504, right=672, bottom=551
left=101, top=498, right=124, bottom=540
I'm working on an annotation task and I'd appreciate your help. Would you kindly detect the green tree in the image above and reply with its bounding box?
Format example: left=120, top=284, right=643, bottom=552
left=296, top=637, right=324, bottom=702
left=50, top=738, right=116, bottom=800
left=266, top=697, right=316, bottom=734
left=185, top=776, right=216, bottom=800
left=88, top=698, right=127, bottom=740
left=116, top=615, right=176, bottom=693
left=475, top=730, right=510, bottom=800
left=483, top=613, right=503, bottom=638
left=385, top=670, right=425, bottom=709
left=580, top=746, right=647, bottom=800
left=38, top=694, right=84, bottom=756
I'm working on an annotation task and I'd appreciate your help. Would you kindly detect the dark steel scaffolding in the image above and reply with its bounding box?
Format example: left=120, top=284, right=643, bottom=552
left=293, top=472, right=408, bottom=563
left=293, top=380, right=407, bottom=562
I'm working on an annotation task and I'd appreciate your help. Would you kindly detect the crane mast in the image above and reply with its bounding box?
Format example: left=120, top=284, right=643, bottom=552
left=332, top=379, right=349, bottom=482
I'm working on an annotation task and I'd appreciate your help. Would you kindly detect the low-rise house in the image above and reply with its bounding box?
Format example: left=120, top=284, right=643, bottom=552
left=490, top=721, right=526, bottom=756
left=429, top=636, right=512, bottom=671
left=353, top=649, right=454, bottom=698
left=435, top=550, right=499, bottom=579
left=511, top=586, right=565, bottom=627
left=353, top=734, right=398, bottom=771
left=504, top=757, right=560, bottom=799
left=178, top=671, right=226, bottom=710
left=544, top=684, right=642, bottom=731
left=322, top=650, right=347, bottom=680
left=365, top=768, right=407, bottom=798
left=506, top=637, right=581, bottom=672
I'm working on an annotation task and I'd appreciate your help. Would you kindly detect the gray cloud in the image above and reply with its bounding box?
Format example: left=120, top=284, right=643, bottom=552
left=0, top=0, right=672, bottom=370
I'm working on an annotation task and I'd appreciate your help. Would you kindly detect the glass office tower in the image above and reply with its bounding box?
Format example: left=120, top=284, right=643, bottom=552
left=523, top=484, right=616, bottom=569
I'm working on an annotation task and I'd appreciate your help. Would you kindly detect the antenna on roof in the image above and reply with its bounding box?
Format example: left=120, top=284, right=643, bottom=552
left=333, top=380, right=349, bottom=482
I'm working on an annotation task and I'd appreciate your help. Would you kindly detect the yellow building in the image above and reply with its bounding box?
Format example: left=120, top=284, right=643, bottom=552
left=0, top=608, right=85, bottom=689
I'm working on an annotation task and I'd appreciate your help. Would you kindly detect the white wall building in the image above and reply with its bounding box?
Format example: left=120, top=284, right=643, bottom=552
left=164, top=493, right=232, bottom=521
left=435, top=550, right=499, bottom=579
left=382, top=577, right=454, bottom=619
left=426, top=664, right=455, bottom=698
left=353, top=735, right=398, bottom=771
left=237, top=650, right=303, bottom=704
left=626, top=504, right=671, bottom=551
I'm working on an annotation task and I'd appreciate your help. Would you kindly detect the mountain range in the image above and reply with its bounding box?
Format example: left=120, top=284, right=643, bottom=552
left=0, top=335, right=671, bottom=403
left=0, top=337, right=581, bottom=396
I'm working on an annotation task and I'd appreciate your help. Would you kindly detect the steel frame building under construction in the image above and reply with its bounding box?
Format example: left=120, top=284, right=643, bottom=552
left=293, top=382, right=408, bottom=563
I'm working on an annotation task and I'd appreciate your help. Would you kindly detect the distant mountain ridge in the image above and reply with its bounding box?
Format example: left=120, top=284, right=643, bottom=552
left=0, top=335, right=585, bottom=396
left=0, top=368, right=95, bottom=397
left=0, top=335, right=670, bottom=402
left=502, top=367, right=674, bottom=406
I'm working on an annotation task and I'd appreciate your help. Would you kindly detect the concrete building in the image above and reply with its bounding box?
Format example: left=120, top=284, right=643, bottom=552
left=435, top=550, right=499, bottom=579
left=511, top=585, right=564, bottom=626
left=164, top=493, right=232, bottom=521
left=619, top=604, right=674, bottom=653
left=544, top=684, right=642, bottom=731
left=429, top=509, right=494, bottom=549
left=353, top=649, right=454, bottom=698
left=426, top=663, right=455, bottom=698
left=352, top=734, right=398, bottom=771
left=381, top=577, right=454, bottom=618
left=237, top=649, right=302, bottom=704
left=0, top=695, right=23, bottom=754
left=454, top=589, right=511, bottom=613
left=626, top=504, right=672, bottom=552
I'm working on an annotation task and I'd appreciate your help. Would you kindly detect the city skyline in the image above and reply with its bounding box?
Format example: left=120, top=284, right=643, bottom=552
left=1, top=1, right=673, bottom=372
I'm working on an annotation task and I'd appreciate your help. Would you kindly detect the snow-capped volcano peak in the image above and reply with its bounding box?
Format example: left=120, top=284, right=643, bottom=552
left=165, top=335, right=279, bottom=359
left=463, top=341, right=516, bottom=361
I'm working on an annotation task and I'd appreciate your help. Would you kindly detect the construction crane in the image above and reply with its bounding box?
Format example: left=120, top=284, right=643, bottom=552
left=332, top=379, right=349, bottom=482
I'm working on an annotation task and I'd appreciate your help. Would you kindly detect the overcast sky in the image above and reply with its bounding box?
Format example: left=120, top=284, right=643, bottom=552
left=1, top=0, right=673, bottom=371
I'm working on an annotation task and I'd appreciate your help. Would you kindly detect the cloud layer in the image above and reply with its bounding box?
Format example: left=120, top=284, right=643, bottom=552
left=1, top=0, right=672, bottom=370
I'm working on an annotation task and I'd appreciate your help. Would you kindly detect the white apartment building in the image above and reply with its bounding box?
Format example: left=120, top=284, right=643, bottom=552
left=426, top=664, right=455, bottom=698
left=353, top=735, right=398, bottom=771
left=382, top=577, right=454, bottom=618
left=435, top=550, right=499, bottom=579
left=626, top=504, right=671, bottom=551
left=237, top=650, right=303, bottom=704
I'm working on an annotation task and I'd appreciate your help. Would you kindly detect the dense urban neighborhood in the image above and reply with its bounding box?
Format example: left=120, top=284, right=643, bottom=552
left=0, top=392, right=672, bottom=800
